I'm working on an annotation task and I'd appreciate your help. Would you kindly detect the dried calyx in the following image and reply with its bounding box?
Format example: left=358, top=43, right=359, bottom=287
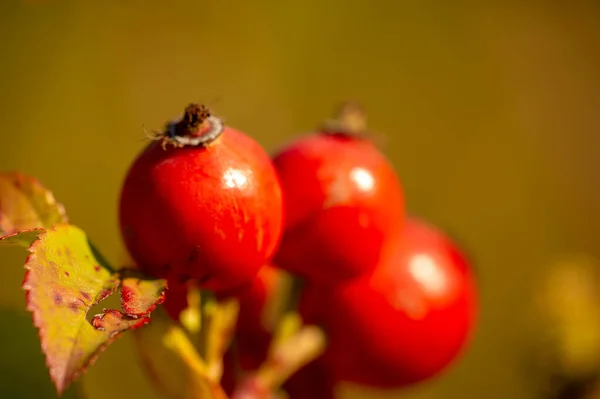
left=151, top=103, right=225, bottom=149
left=321, top=101, right=368, bottom=137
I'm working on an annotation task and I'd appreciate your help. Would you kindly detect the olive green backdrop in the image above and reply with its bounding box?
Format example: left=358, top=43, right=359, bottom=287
left=1, top=1, right=600, bottom=398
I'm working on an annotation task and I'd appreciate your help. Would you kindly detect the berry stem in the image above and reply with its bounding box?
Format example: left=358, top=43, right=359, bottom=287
left=321, top=101, right=368, bottom=136
left=256, top=320, right=326, bottom=390
left=88, top=240, right=116, bottom=273
left=286, top=275, right=304, bottom=314
left=203, top=296, right=240, bottom=382
left=231, top=318, right=326, bottom=398
left=262, top=274, right=304, bottom=333
left=198, top=290, right=216, bottom=360
left=162, top=326, right=229, bottom=399
left=162, top=326, right=209, bottom=377
left=180, top=286, right=202, bottom=334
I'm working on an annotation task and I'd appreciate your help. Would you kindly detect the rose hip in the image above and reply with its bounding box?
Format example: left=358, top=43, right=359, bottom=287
left=306, top=217, right=477, bottom=387
left=119, top=104, right=283, bottom=292
left=272, top=103, right=405, bottom=284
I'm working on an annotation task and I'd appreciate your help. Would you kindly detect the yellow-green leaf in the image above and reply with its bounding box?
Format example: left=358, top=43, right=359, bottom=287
left=0, top=228, right=44, bottom=247
left=0, top=172, right=67, bottom=237
left=22, top=224, right=165, bottom=395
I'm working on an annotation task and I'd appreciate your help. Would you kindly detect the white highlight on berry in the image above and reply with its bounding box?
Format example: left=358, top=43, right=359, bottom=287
left=223, top=168, right=248, bottom=189
left=408, top=253, right=447, bottom=296
left=350, top=167, right=375, bottom=192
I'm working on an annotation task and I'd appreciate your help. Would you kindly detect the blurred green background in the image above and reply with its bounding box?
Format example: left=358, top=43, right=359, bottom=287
left=2, top=0, right=600, bottom=398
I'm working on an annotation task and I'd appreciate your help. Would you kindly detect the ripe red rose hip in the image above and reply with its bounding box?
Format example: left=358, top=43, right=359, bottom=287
left=305, top=217, right=477, bottom=388
left=272, top=103, right=405, bottom=284
left=119, top=104, right=283, bottom=292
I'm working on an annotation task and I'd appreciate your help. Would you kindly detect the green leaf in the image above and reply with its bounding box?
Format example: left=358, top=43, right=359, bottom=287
left=0, top=228, right=44, bottom=247
left=0, top=172, right=67, bottom=236
left=22, top=224, right=166, bottom=395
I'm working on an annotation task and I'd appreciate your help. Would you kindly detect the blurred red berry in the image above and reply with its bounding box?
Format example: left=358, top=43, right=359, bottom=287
left=161, top=280, right=190, bottom=322
left=272, top=126, right=404, bottom=284
left=306, top=217, right=477, bottom=388
left=283, top=359, right=335, bottom=399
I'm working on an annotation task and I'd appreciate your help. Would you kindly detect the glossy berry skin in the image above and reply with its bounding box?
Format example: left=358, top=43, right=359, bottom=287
left=161, top=279, right=189, bottom=323
left=303, top=218, right=477, bottom=388
left=119, top=126, right=284, bottom=292
left=272, top=133, right=405, bottom=284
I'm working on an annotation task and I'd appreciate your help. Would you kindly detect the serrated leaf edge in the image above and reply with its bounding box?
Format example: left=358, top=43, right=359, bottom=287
left=0, top=171, right=69, bottom=236
left=0, top=227, right=45, bottom=246
left=20, top=225, right=152, bottom=395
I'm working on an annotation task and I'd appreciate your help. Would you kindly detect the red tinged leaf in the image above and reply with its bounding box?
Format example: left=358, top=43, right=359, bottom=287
left=91, top=309, right=150, bottom=331
left=121, top=275, right=166, bottom=317
left=0, top=172, right=67, bottom=236
left=22, top=224, right=166, bottom=395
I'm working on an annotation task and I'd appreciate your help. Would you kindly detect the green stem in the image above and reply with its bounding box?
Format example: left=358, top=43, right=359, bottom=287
left=286, top=275, right=304, bottom=314
left=162, top=326, right=209, bottom=376
left=87, top=239, right=117, bottom=273
left=262, top=273, right=304, bottom=334
left=198, top=290, right=216, bottom=360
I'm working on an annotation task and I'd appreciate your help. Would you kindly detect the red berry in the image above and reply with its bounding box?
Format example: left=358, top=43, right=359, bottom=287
left=161, top=280, right=190, bottom=322
left=272, top=107, right=404, bottom=284
left=220, top=351, right=238, bottom=396
left=283, top=360, right=335, bottom=399
left=307, top=217, right=477, bottom=387
left=119, top=105, right=283, bottom=292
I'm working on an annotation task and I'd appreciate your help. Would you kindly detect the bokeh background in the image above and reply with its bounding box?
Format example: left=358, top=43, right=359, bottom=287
left=2, top=1, right=600, bottom=398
